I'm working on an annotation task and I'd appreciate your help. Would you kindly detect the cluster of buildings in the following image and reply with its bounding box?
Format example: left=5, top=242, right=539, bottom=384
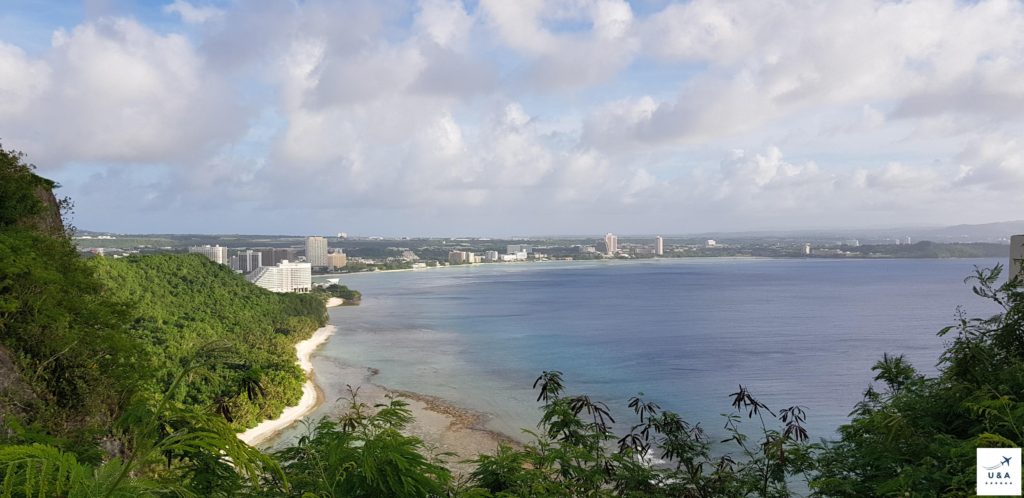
left=305, top=236, right=349, bottom=270
left=447, top=234, right=668, bottom=265
left=598, top=233, right=665, bottom=257
left=448, top=244, right=532, bottom=264
left=188, top=236, right=348, bottom=293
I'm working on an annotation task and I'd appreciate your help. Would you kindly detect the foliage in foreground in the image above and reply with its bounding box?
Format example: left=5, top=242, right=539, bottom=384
left=459, top=372, right=813, bottom=497
left=270, top=389, right=451, bottom=497
left=812, top=265, right=1024, bottom=495
left=1, top=343, right=279, bottom=498
left=1, top=147, right=141, bottom=455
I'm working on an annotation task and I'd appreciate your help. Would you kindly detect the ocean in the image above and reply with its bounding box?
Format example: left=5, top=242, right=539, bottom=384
left=296, top=257, right=1003, bottom=444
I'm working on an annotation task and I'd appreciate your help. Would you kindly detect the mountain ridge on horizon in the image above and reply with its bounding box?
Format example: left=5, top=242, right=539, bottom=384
left=75, top=219, right=1024, bottom=243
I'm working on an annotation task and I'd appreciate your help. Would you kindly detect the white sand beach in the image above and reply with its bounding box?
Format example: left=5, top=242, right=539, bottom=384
left=238, top=295, right=508, bottom=471
left=237, top=297, right=344, bottom=446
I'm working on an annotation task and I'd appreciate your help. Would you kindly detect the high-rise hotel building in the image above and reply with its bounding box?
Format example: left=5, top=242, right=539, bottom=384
left=247, top=260, right=312, bottom=293
left=188, top=245, right=229, bottom=265
left=305, top=236, right=328, bottom=268
left=655, top=236, right=664, bottom=256
left=232, top=249, right=263, bottom=273
left=603, top=233, right=618, bottom=256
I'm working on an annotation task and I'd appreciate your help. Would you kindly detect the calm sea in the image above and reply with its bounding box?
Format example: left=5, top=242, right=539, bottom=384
left=300, top=258, right=1002, bottom=443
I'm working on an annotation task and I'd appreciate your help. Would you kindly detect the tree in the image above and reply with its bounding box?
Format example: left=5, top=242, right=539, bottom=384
left=272, top=387, right=451, bottom=497
left=0, top=344, right=280, bottom=497
left=463, top=371, right=814, bottom=497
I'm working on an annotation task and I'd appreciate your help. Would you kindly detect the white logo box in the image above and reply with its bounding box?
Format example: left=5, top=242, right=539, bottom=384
left=978, top=447, right=1021, bottom=496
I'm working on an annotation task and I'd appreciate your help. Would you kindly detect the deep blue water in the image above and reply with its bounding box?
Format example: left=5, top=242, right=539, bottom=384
left=309, top=258, right=1002, bottom=442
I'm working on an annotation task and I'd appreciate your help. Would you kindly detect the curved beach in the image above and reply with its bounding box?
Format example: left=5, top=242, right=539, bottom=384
left=237, top=297, right=344, bottom=446
left=239, top=295, right=509, bottom=468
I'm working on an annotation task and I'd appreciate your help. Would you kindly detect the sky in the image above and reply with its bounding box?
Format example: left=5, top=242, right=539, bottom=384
left=1, top=0, right=1023, bottom=236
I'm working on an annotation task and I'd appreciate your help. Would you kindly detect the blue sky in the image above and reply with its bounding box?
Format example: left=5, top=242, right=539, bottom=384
left=1, top=0, right=1023, bottom=236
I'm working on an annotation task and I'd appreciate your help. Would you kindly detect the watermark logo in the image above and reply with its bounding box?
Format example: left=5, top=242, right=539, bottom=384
left=978, top=448, right=1021, bottom=496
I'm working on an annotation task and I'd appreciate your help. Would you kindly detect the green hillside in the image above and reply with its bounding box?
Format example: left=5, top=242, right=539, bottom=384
left=90, top=254, right=326, bottom=429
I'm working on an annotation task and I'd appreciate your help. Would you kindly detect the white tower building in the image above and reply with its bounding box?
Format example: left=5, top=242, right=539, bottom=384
left=188, top=245, right=229, bottom=265
left=604, top=233, right=618, bottom=256
left=247, top=260, right=312, bottom=293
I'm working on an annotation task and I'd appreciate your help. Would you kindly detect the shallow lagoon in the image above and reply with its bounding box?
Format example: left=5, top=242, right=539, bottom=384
left=294, top=258, right=1001, bottom=444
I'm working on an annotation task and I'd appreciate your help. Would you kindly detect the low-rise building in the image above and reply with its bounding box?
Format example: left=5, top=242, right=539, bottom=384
left=327, top=251, right=347, bottom=270
left=448, top=251, right=477, bottom=264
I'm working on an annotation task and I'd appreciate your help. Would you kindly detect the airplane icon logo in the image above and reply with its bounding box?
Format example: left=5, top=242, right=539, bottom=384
left=983, top=456, right=1013, bottom=471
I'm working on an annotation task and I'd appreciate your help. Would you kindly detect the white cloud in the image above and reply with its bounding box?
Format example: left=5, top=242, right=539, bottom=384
left=0, top=17, right=243, bottom=166
left=415, top=0, right=474, bottom=48
left=479, top=0, right=639, bottom=90
left=955, top=137, right=1024, bottom=190
left=0, top=42, right=50, bottom=119
left=613, top=0, right=1024, bottom=145
left=2, top=0, right=1024, bottom=234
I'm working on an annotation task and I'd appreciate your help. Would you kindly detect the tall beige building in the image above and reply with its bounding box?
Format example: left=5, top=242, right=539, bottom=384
left=603, top=233, right=618, bottom=256
left=188, top=245, right=229, bottom=265
left=305, top=236, right=328, bottom=268
left=655, top=236, right=664, bottom=256
left=327, top=251, right=347, bottom=270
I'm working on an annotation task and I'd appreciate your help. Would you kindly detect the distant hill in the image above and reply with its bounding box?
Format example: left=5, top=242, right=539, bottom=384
left=79, top=220, right=1024, bottom=246
left=672, top=220, right=1024, bottom=245
left=906, top=220, right=1024, bottom=243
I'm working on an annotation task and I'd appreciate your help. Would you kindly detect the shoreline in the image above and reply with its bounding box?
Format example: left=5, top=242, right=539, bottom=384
left=314, top=254, right=1001, bottom=280
left=336, top=367, right=517, bottom=474
left=237, top=297, right=345, bottom=446
left=236, top=293, right=512, bottom=466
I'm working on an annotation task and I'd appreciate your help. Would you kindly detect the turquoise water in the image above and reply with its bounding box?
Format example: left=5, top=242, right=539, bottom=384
left=300, top=258, right=1001, bottom=443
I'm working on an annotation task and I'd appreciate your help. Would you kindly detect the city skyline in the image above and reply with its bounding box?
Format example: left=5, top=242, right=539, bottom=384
left=2, top=1, right=1023, bottom=235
